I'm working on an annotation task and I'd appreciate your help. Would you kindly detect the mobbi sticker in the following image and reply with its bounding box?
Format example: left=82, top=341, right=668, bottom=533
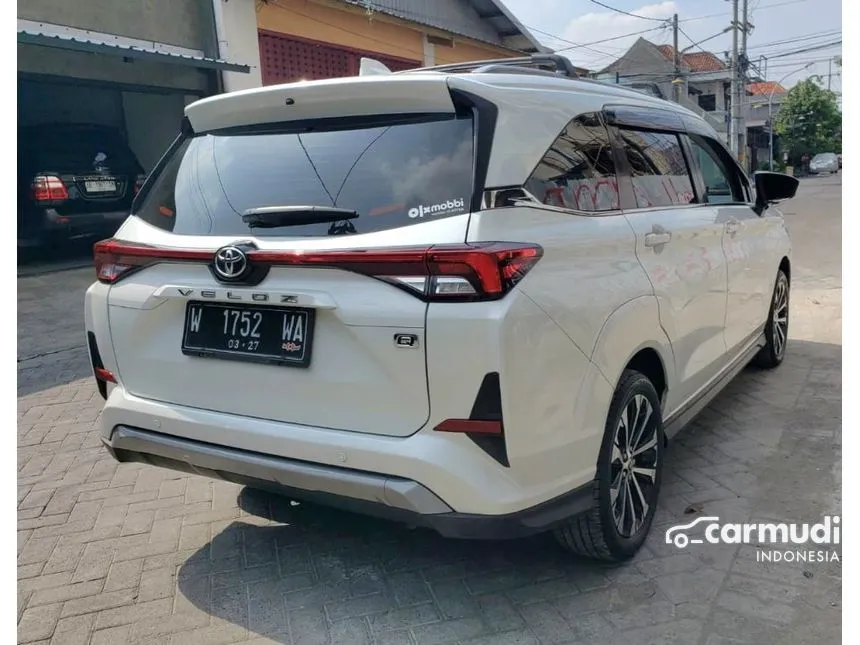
left=408, top=197, right=466, bottom=219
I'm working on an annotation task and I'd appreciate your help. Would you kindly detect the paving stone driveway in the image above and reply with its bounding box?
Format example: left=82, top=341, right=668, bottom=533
left=18, top=177, right=841, bottom=644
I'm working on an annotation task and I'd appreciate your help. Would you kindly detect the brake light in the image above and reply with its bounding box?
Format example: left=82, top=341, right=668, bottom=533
left=32, top=175, right=69, bottom=202
left=133, top=174, right=146, bottom=194
left=93, top=239, right=542, bottom=300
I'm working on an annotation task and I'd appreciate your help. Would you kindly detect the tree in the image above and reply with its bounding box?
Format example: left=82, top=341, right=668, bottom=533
left=774, top=78, right=842, bottom=162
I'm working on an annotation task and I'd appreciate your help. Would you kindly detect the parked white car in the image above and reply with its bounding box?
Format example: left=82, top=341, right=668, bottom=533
left=810, top=152, right=839, bottom=174
left=85, top=55, right=798, bottom=561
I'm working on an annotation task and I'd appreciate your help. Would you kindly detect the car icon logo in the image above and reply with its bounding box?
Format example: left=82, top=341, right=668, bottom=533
left=665, top=516, right=720, bottom=548
left=213, top=245, right=248, bottom=281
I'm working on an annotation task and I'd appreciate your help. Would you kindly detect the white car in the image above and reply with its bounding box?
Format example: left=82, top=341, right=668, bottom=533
left=809, top=152, right=839, bottom=174
left=85, top=55, right=798, bottom=561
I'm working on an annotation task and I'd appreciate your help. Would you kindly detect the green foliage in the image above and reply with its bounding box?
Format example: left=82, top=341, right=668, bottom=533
left=774, top=78, right=842, bottom=165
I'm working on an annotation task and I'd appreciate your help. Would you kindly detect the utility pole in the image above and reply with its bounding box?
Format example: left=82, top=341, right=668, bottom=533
left=729, top=0, right=740, bottom=157
left=672, top=14, right=681, bottom=103
left=828, top=57, right=832, bottom=91
left=738, top=0, right=749, bottom=170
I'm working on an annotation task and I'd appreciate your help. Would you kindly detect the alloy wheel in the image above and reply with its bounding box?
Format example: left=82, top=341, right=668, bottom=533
left=772, top=277, right=788, bottom=358
left=610, top=393, right=659, bottom=537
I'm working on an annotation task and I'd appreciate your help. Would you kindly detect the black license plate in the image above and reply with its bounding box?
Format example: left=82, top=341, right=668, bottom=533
left=181, top=301, right=314, bottom=367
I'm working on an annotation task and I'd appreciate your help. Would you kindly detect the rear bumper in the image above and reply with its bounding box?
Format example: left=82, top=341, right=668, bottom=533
left=103, top=425, right=594, bottom=539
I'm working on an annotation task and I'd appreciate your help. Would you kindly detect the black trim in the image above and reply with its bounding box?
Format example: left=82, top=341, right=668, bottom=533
left=207, top=112, right=459, bottom=137
left=105, top=429, right=594, bottom=540
left=677, top=133, right=706, bottom=204
left=603, top=105, right=686, bottom=133
left=466, top=372, right=509, bottom=467
left=86, top=332, right=108, bottom=400
left=450, top=90, right=498, bottom=213
left=605, top=122, right=638, bottom=211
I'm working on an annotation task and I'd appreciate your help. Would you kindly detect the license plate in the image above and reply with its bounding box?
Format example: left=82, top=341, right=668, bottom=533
left=85, top=180, right=116, bottom=192
left=181, top=302, right=314, bottom=367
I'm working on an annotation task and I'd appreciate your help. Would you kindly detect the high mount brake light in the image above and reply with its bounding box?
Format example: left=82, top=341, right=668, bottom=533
left=93, top=239, right=543, bottom=300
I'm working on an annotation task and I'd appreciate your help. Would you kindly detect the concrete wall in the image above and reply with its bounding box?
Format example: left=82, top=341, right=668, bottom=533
left=216, top=0, right=262, bottom=92
left=18, top=0, right=213, bottom=52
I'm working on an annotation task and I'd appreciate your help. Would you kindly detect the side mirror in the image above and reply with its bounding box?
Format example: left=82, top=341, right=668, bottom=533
left=753, top=171, right=799, bottom=214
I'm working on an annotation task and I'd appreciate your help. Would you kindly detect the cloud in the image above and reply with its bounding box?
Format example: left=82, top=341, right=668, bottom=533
left=553, top=2, right=678, bottom=68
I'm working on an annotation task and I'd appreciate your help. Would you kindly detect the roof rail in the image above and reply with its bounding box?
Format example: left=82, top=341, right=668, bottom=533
left=406, top=54, right=580, bottom=78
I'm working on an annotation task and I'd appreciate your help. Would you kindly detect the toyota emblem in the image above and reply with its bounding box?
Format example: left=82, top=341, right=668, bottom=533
left=213, top=246, right=249, bottom=281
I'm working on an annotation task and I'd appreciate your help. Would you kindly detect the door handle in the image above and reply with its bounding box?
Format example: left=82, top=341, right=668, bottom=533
left=725, top=218, right=741, bottom=235
left=644, top=231, right=672, bottom=247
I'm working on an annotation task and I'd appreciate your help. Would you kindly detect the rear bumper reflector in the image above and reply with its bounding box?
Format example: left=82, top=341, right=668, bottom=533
left=94, top=367, right=117, bottom=384
left=433, top=419, right=503, bottom=435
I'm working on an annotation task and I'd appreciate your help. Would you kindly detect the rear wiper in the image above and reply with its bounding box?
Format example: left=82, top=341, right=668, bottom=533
left=241, top=205, right=359, bottom=228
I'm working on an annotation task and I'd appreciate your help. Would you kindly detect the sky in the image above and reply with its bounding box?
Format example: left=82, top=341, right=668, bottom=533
left=501, top=0, right=842, bottom=92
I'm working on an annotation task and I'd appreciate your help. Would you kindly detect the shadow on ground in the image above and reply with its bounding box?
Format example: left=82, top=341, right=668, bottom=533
left=176, top=340, right=841, bottom=644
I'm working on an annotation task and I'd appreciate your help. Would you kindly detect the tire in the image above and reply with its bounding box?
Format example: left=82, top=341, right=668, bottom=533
left=554, top=369, right=664, bottom=561
left=753, top=269, right=789, bottom=369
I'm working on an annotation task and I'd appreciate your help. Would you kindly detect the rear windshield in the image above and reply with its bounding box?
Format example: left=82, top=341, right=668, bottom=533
left=134, top=115, right=474, bottom=237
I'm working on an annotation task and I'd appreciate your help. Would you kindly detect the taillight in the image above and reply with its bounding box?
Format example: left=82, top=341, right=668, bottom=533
left=133, top=174, right=146, bottom=194
left=257, top=243, right=543, bottom=301
left=32, top=175, right=69, bottom=202
left=93, top=239, right=542, bottom=300
left=94, top=239, right=210, bottom=284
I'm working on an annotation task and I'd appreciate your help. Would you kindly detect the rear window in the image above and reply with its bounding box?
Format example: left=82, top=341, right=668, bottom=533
left=134, top=115, right=474, bottom=237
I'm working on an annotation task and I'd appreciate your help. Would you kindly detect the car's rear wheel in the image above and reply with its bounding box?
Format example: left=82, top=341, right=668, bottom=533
left=753, top=269, right=789, bottom=369
left=554, top=369, right=664, bottom=561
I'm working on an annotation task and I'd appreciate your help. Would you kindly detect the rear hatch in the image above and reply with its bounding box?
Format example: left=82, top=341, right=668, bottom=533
left=22, top=125, right=143, bottom=215
left=102, top=77, right=478, bottom=437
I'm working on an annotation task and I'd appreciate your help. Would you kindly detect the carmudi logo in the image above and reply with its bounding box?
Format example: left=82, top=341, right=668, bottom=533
left=408, top=198, right=465, bottom=219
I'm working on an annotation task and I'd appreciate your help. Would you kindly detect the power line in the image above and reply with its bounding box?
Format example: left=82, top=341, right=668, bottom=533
left=745, top=29, right=841, bottom=52
left=765, top=40, right=842, bottom=60
left=677, top=25, right=731, bottom=55
left=532, top=24, right=666, bottom=54
left=527, top=26, right=626, bottom=58
left=764, top=56, right=839, bottom=69
left=587, top=0, right=669, bottom=22
left=681, top=0, right=810, bottom=23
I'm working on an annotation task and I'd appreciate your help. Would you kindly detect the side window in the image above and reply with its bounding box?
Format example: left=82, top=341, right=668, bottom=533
left=687, top=135, right=746, bottom=204
left=525, top=113, right=619, bottom=212
left=618, top=129, right=695, bottom=208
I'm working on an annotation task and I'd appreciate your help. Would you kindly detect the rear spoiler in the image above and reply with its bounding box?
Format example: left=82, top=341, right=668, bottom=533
left=185, top=75, right=456, bottom=133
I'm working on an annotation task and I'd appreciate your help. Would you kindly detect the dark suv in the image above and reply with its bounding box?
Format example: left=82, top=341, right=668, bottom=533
left=18, top=124, right=145, bottom=249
